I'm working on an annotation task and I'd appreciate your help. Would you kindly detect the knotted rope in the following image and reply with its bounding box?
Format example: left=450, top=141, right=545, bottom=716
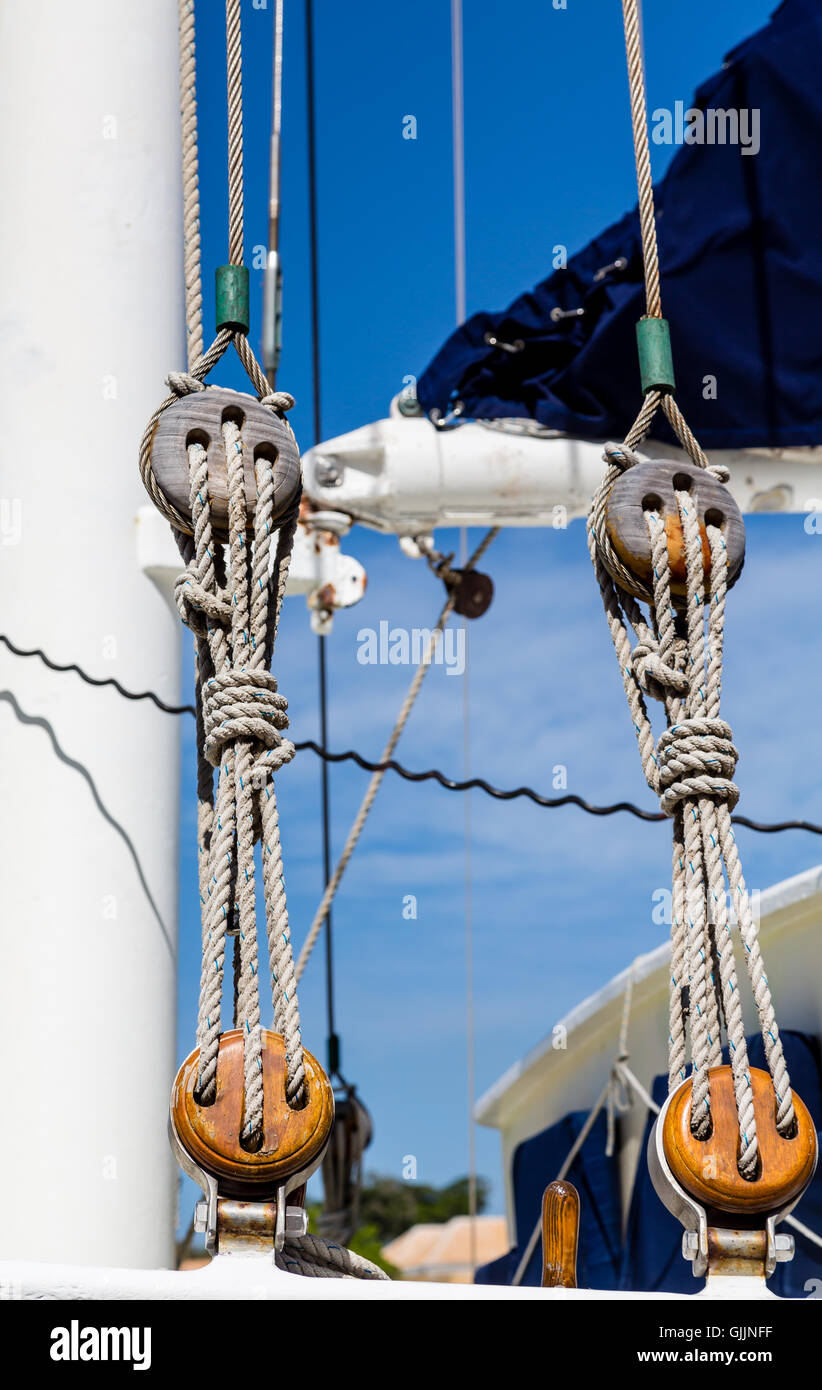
left=589, top=477, right=795, bottom=1171
left=586, top=0, right=795, bottom=1176
left=150, top=0, right=389, bottom=1279
left=174, top=408, right=304, bottom=1128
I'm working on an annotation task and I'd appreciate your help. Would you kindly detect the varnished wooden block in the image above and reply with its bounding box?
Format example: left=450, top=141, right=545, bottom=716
left=148, top=387, right=301, bottom=541
left=662, top=1066, right=816, bottom=1215
left=171, top=1029, right=334, bottom=1196
left=603, top=459, right=745, bottom=601
left=541, top=1179, right=580, bottom=1288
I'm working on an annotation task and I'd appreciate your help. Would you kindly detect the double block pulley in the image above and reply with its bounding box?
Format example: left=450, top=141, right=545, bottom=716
left=170, top=1030, right=335, bottom=1255
left=649, top=1065, right=817, bottom=1281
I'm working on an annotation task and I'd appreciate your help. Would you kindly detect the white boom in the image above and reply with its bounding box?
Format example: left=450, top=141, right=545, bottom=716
left=302, top=398, right=822, bottom=535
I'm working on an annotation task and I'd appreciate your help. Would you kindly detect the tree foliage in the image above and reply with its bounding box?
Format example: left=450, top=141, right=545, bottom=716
left=358, top=1173, right=490, bottom=1243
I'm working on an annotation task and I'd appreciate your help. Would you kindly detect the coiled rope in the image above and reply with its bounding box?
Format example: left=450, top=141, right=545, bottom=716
left=587, top=0, right=794, bottom=1174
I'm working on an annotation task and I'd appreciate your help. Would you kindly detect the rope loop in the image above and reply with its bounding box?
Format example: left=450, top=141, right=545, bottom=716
left=175, top=571, right=232, bottom=636
left=632, top=636, right=689, bottom=700
left=656, top=718, right=739, bottom=815
left=167, top=371, right=206, bottom=398
left=203, top=668, right=291, bottom=768
left=603, top=441, right=642, bottom=473
left=261, top=391, right=295, bottom=414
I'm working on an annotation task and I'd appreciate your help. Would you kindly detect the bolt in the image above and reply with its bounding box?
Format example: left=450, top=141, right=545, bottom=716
left=193, top=1200, right=208, bottom=1235
left=773, top=1233, right=794, bottom=1262
left=285, top=1206, right=309, bottom=1238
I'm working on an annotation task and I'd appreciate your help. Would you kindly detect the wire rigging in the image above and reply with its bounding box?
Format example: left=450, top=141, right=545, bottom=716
left=3, top=630, right=819, bottom=836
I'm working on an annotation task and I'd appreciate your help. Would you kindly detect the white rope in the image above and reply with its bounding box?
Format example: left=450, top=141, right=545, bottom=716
left=586, top=0, right=794, bottom=1174
left=225, top=0, right=244, bottom=266
left=621, top=0, right=660, bottom=319
left=295, top=526, right=500, bottom=981
left=589, top=468, right=795, bottom=1170
left=154, top=1, right=385, bottom=1281
left=178, top=0, right=203, bottom=367
left=785, top=1213, right=822, bottom=1251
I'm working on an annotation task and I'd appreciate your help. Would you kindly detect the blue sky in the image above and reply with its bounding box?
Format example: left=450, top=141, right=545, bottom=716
left=177, top=0, right=819, bottom=1221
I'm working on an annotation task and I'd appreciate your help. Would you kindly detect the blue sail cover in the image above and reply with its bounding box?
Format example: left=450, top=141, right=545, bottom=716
left=417, top=0, right=822, bottom=450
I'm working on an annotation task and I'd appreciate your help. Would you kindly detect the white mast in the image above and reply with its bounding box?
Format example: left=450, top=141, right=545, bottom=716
left=0, top=0, right=184, bottom=1267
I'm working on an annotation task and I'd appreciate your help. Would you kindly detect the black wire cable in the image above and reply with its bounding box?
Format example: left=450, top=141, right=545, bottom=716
left=0, top=632, right=197, bottom=716
left=2, top=630, right=820, bottom=836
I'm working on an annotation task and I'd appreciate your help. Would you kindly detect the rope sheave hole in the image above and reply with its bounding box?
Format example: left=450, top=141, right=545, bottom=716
left=239, top=1125, right=264, bottom=1154
left=221, top=402, right=245, bottom=429
left=737, top=1147, right=762, bottom=1183
left=192, top=1084, right=215, bottom=1109
left=671, top=471, right=695, bottom=493
left=287, top=1083, right=309, bottom=1114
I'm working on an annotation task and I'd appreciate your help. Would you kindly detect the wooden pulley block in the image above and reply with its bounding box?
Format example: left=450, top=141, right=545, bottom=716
left=603, top=459, right=745, bottom=601
left=170, top=1029, right=334, bottom=1196
left=662, top=1066, right=817, bottom=1216
left=148, top=386, right=301, bottom=542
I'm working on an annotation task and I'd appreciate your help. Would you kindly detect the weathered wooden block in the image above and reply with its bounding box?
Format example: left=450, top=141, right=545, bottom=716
left=148, top=386, right=301, bottom=541
left=171, top=1029, right=334, bottom=1194
left=603, top=458, right=745, bottom=600
left=663, top=1066, right=816, bottom=1214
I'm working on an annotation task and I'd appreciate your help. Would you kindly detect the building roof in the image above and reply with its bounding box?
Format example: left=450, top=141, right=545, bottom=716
left=383, top=1215, right=508, bottom=1280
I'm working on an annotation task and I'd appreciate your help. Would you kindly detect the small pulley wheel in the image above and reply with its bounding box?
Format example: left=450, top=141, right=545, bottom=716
left=602, top=458, right=745, bottom=602
left=170, top=1029, right=334, bottom=1196
left=662, top=1065, right=817, bottom=1216
left=147, top=386, right=301, bottom=543
left=445, top=568, right=494, bottom=618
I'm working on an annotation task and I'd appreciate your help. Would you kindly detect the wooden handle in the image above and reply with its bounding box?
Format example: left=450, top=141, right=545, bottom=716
left=541, top=1179, right=580, bottom=1288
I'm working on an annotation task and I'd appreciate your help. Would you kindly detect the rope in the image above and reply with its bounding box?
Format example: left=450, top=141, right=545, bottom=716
left=276, top=1234, right=388, bottom=1280
left=586, top=0, right=794, bottom=1174
left=295, top=526, right=499, bottom=982
left=590, top=465, right=795, bottom=1173
left=621, top=0, right=661, bottom=318
left=177, top=419, right=304, bottom=1112
left=178, top=0, right=203, bottom=366
left=785, top=1213, right=822, bottom=1251
left=159, top=2, right=384, bottom=1279
left=225, top=0, right=244, bottom=266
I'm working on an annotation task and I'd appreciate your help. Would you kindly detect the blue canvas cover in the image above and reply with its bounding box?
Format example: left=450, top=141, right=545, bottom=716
left=474, top=1107, right=622, bottom=1288
left=418, top=0, right=822, bottom=451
